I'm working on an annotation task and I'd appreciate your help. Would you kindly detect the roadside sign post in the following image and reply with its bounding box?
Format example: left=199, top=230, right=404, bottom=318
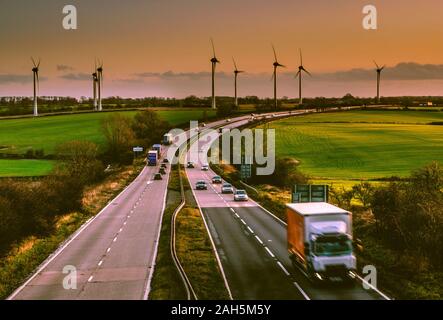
left=132, top=146, right=144, bottom=158
left=292, top=184, right=329, bottom=203
left=240, top=156, right=252, bottom=181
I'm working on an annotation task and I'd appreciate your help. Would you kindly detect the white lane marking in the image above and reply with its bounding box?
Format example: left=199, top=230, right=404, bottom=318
left=277, top=261, right=290, bottom=276
left=265, top=247, right=275, bottom=258
left=234, top=213, right=240, bottom=218
left=88, top=276, right=94, bottom=282
left=247, top=226, right=254, bottom=234
left=240, top=219, right=247, bottom=225
left=230, top=208, right=235, bottom=213
left=123, top=221, right=127, bottom=225
left=255, top=235, right=264, bottom=245
left=98, top=260, right=103, bottom=266
left=293, top=282, right=311, bottom=300
left=119, top=228, right=123, bottom=233
left=107, top=247, right=111, bottom=253
left=113, top=237, right=118, bottom=242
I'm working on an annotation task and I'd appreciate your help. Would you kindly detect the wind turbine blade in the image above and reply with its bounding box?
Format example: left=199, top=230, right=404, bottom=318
left=31, top=57, right=36, bottom=67
left=272, top=45, right=277, bottom=62
left=295, top=70, right=301, bottom=78
left=299, top=49, right=303, bottom=66
left=302, top=67, right=312, bottom=76
left=381, top=65, right=386, bottom=71
left=211, top=38, right=216, bottom=58
left=373, top=60, right=380, bottom=69
left=232, top=57, right=238, bottom=71
left=37, top=58, right=41, bottom=68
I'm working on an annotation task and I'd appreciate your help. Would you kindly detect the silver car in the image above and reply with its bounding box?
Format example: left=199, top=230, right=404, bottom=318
left=234, top=189, right=249, bottom=201
left=221, top=183, right=234, bottom=194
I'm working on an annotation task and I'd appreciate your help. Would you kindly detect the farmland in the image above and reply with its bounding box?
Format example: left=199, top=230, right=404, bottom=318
left=0, top=109, right=214, bottom=155
left=0, top=109, right=215, bottom=176
left=258, top=110, right=443, bottom=182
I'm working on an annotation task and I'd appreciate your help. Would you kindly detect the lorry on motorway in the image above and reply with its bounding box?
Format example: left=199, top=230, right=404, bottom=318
left=286, top=202, right=356, bottom=282
left=147, top=150, right=158, bottom=166
left=163, top=133, right=173, bottom=145
left=152, top=144, right=162, bottom=158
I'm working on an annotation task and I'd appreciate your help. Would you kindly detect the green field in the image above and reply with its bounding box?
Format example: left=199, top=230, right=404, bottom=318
left=0, top=159, right=55, bottom=177
left=0, top=109, right=215, bottom=155
left=259, top=110, right=443, bottom=180
left=0, top=109, right=214, bottom=177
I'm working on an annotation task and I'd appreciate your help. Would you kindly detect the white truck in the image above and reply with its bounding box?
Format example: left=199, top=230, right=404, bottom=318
left=286, top=202, right=356, bottom=281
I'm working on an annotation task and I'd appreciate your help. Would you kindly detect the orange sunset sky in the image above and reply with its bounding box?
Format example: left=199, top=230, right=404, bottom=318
left=1, top=0, right=443, bottom=98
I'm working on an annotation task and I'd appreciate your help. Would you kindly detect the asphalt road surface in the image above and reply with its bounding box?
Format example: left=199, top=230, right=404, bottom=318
left=8, top=114, right=276, bottom=300
left=185, top=117, right=387, bottom=300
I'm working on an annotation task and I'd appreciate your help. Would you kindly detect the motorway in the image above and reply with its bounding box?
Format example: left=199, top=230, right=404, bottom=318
left=7, top=116, right=250, bottom=300
left=185, top=116, right=387, bottom=300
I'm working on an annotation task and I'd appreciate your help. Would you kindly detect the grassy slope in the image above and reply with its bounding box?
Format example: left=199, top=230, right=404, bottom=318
left=259, top=110, right=443, bottom=180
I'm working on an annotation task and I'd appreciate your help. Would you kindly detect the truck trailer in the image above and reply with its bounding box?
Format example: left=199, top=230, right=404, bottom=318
left=286, top=202, right=356, bottom=281
left=163, top=133, right=173, bottom=145
left=152, top=144, right=162, bottom=158
left=147, top=150, right=158, bottom=166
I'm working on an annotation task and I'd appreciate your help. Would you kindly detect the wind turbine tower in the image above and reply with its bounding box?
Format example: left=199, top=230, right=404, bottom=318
left=233, top=58, right=244, bottom=108
left=374, top=61, right=385, bottom=104
left=31, top=58, right=40, bottom=116
left=272, top=45, right=285, bottom=110
left=296, top=49, right=311, bottom=105
left=210, top=39, right=220, bottom=109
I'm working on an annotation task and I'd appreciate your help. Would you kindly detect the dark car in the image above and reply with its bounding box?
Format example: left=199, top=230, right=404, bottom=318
left=212, top=175, right=222, bottom=184
left=160, top=163, right=167, bottom=169
left=187, top=161, right=195, bottom=168
left=163, top=158, right=169, bottom=163
left=159, top=167, right=166, bottom=175
left=195, top=180, right=207, bottom=190
left=154, top=173, right=162, bottom=180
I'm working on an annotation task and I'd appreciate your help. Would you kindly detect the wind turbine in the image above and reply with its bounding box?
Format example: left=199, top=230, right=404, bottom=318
left=232, top=57, right=244, bottom=108
left=374, top=61, right=385, bottom=104
left=96, top=60, right=103, bottom=111
left=210, top=39, right=220, bottom=109
left=272, top=45, right=285, bottom=110
left=31, top=58, right=40, bottom=116
left=295, top=49, right=311, bottom=105
left=92, top=62, right=98, bottom=110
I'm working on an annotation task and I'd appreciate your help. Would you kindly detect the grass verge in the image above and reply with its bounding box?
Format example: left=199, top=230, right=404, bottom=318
left=176, top=167, right=230, bottom=299
left=149, top=165, right=187, bottom=300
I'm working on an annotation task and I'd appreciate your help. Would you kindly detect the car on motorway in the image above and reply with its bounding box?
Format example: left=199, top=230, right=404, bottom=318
left=187, top=161, right=195, bottom=168
left=225, top=118, right=231, bottom=122
left=160, top=163, right=167, bottom=169
left=159, top=167, right=166, bottom=175
left=219, top=128, right=224, bottom=133
left=195, top=180, right=208, bottom=190
left=201, top=164, right=209, bottom=171
left=221, top=183, right=234, bottom=194
left=201, top=123, right=206, bottom=127
left=212, top=175, right=222, bottom=184
left=154, top=173, right=162, bottom=180
left=234, top=189, right=249, bottom=201
left=162, top=158, right=169, bottom=163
